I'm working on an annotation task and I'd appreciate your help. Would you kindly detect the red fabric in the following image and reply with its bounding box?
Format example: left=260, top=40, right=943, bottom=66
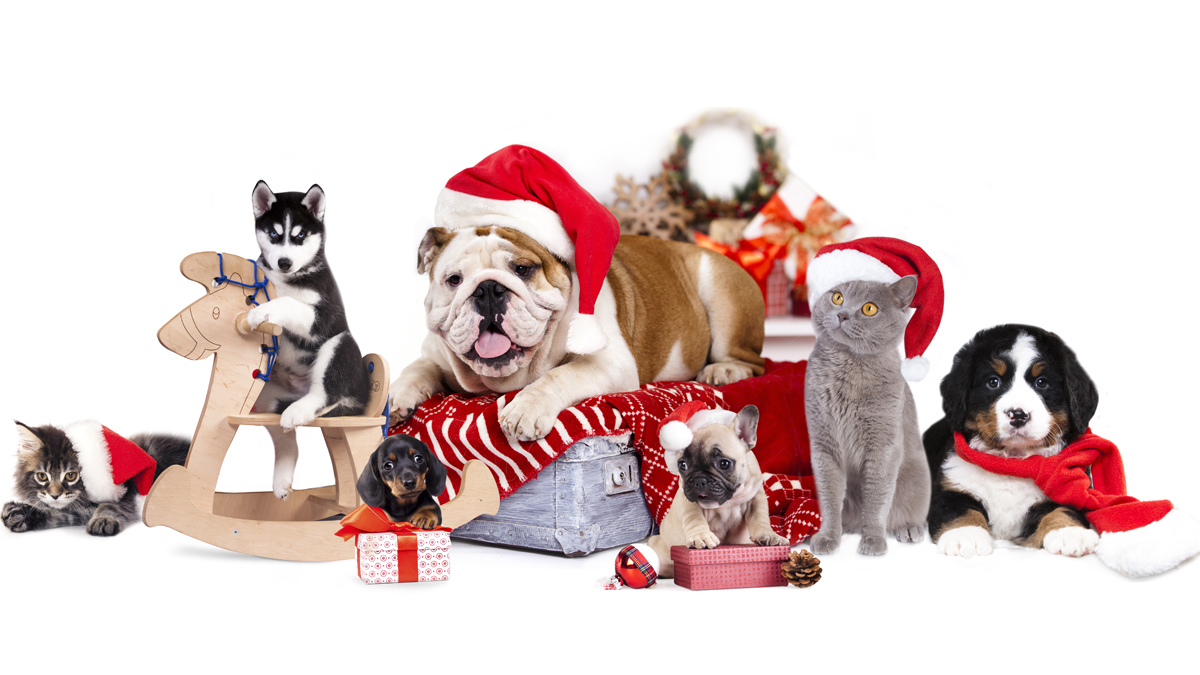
left=390, top=362, right=818, bottom=544
left=444, top=145, right=619, bottom=317
left=100, top=426, right=157, bottom=496
left=813, top=237, right=943, bottom=363
left=953, top=430, right=1173, bottom=534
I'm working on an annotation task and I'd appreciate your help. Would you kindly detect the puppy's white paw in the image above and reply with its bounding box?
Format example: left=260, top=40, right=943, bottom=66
left=247, top=302, right=272, bottom=330
left=937, top=525, right=994, bottom=558
left=388, top=381, right=431, bottom=427
left=686, top=530, right=721, bottom=549
left=272, top=475, right=293, bottom=500
left=1043, top=526, right=1098, bottom=557
left=698, top=362, right=755, bottom=387
left=752, top=529, right=790, bottom=547
left=498, top=388, right=563, bottom=441
left=279, top=399, right=319, bottom=430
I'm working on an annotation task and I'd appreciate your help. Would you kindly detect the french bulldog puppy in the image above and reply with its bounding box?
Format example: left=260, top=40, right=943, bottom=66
left=648, top=405, right=788, bottom=577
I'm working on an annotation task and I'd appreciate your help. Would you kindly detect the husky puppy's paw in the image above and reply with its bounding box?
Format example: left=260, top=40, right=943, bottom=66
left=498, top=387, right=563, bottom=441
left=246, top=301, right=274, bottom=330
left=279, top=399, right=320, bottom=431
left=272, top=474, right=293, bottom=500
left=686, top=530, right=721, bottom=549
left=937, top=525, right=995, bottom=558
left=1042, top=526, right=1098, bottom=557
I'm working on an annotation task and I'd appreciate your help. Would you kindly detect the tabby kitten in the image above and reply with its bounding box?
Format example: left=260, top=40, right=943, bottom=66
left=804, top=277, right=931, bottom=555
left=3, top=422, right=189, bottom=536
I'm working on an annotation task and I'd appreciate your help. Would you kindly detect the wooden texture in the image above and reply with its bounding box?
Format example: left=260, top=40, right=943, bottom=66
left=144, top=251, right=499, bottom=561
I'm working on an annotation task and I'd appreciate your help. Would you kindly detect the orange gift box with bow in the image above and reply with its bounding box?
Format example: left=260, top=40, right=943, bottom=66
left=337, top=505, right=453, bottom=584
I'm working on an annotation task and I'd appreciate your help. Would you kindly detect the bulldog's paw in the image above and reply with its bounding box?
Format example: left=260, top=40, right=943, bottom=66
left=937, top=525, right=994, bottom=558
left=686, top=530, right=721, bottom=549
left=752, top=529, right=790, bottom=547
left=498, top=388, right=563, bottom=441
left=858, top=534, right=888, bottom=556
left=892, top=523, right=925, bottom=543
left=388, top=381, right=431, bottom=427
left=1042, top=526, right=1098, bottom=557
left=810, top=526, right=842, bottom=555
left=698, top=362, right=756, bottom=387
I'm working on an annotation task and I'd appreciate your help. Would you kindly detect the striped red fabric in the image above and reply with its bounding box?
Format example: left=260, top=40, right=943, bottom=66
left=389, top=380, right=819, bottom=544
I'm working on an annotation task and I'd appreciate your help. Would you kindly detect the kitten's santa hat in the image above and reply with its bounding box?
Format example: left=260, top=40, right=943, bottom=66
left=62, top=421, right=158, bottom=502
left=434, top=145, right=621, bottom=355
left=806, top=237, right=944, bottom=382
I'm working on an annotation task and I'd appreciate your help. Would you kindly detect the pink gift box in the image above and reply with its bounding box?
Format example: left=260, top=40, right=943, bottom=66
left=355, top=530, right=452, bottom=585
left=671, top=544, right=791, bottom=590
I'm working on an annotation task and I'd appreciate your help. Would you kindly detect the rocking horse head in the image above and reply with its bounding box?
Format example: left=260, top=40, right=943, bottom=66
left=158, top=252, right=276, bottom=362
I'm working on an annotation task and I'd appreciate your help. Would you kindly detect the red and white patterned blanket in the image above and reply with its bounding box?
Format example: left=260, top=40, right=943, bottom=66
left=389, top=361, right=820, bottom=544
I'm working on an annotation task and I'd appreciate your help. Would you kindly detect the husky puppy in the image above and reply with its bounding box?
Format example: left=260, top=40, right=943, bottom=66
left=247, top=181, right=371, bottom=499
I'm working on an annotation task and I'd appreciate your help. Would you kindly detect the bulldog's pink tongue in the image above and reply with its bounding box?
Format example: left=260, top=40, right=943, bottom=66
left=475, top=332, right=512, bottom=359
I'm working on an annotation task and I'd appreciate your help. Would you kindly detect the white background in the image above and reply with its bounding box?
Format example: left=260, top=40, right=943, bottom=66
left=2, top=1, right=1198, bottom=671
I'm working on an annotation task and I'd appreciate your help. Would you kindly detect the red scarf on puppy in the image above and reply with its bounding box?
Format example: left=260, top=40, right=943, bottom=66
left=953, top=430, right=1200, bottom=577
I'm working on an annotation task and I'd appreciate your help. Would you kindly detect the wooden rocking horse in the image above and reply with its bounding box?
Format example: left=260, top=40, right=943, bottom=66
left=142, top=252, right=500, bottom=561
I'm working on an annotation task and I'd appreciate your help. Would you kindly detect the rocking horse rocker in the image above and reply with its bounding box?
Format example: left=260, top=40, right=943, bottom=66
left=143, top=252, right=499, bottom=561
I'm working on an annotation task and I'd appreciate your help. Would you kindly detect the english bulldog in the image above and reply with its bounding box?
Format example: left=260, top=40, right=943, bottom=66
left=388, top=229, right=767, bottom=441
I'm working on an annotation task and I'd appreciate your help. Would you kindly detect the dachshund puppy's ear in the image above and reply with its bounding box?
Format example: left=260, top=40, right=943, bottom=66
left=356, top=448, right=389, bottom=508
left=421, top=441, right=447, bottom=498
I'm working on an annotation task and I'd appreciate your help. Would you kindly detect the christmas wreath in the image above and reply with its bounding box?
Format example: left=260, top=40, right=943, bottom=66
left=663, top=110, right=787, bottom=229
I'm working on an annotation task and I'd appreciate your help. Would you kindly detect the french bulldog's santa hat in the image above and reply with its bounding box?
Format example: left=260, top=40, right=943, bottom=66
left=60, top=421, right=158, bottom=501
left=805, top=237, right=944, bottom=382
left=659, top=400, right=737, bottom=457
left=434, top=145, right=620, bottom=355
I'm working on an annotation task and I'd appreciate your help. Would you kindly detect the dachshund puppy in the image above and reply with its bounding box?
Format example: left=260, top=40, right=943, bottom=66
left=356, top=435, right=447, bottom=529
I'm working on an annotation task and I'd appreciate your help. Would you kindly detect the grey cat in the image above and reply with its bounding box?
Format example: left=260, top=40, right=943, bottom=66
left=804, top=277, right=930, bottom=555
left=3, top=422, right=189, bottom=536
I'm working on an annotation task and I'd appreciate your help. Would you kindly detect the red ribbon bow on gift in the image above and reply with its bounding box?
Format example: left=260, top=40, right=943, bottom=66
left=694, top=231, right=786, bottom=295
left=334, top=504, right=452, bottom=541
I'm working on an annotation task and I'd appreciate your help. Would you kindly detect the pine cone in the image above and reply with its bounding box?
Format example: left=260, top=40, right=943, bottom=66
left=781, top=550, right=822, bottom=588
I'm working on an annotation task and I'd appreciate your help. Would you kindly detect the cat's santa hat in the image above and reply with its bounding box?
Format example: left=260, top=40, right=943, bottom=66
left=806, top=237, right=944, bottom=382
left=62, top=421, right=158, bottom=502
left=434, top=145, right=620, bottom=355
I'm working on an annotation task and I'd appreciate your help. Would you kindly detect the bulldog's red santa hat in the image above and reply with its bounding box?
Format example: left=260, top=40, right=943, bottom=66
left=659, top=401, right=738, bottom=457
left=806, top=237, right=944, bottom=382
left=62, top=421, right=158, bottom=502
left=434, top=145, right=621, bottom=355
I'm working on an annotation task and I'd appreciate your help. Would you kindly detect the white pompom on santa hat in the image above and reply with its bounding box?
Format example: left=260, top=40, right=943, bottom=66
left=62, top=421, right=158, bottom=502
left=805, top=237, right=945, bottom=382
left=434, top=145, right=621, bottom=355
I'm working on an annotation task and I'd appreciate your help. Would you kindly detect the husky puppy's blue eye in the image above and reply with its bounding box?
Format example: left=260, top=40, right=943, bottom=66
left=294, top=232, right=306, bottom=241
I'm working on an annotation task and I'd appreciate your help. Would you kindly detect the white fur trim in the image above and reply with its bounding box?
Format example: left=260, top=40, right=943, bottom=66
left=901, top=356, right=930, bottom=382
left=63, top=420, right=126, bottom=502
left=659, top=421, right=694, bottom=453
left=566, top=314, right=608, bottom=354
left=806, top=248, right=900, bottom=301
left=685, top=408, right=737, bottom=432
left=1095, top=509, right=1200, bottom=577
left=435, top=188, right=575, bottom=261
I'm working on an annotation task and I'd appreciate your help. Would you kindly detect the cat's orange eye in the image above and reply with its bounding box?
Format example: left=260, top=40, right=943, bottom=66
left=65, top=472, right=79, bottom=482
left=831, top=292, right=844, bottom=306
left=862, top=303, right=878, bottom=316
left=35, top=472, right=48, bottom=482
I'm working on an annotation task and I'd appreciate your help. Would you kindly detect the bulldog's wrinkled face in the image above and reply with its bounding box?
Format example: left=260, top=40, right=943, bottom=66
left=666, top=406, right=760, bottom=509
left=419, top=226, right=572, bottom=379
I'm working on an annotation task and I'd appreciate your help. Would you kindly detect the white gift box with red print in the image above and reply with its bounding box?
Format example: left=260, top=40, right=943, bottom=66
left=355, top=530, right=452, bottom=584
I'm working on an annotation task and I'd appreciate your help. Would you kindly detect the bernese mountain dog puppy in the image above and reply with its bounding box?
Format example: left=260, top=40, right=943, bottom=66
left=923, top=324, right=1100, bottom=558
left=355, top=435, right=447, bottom=529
